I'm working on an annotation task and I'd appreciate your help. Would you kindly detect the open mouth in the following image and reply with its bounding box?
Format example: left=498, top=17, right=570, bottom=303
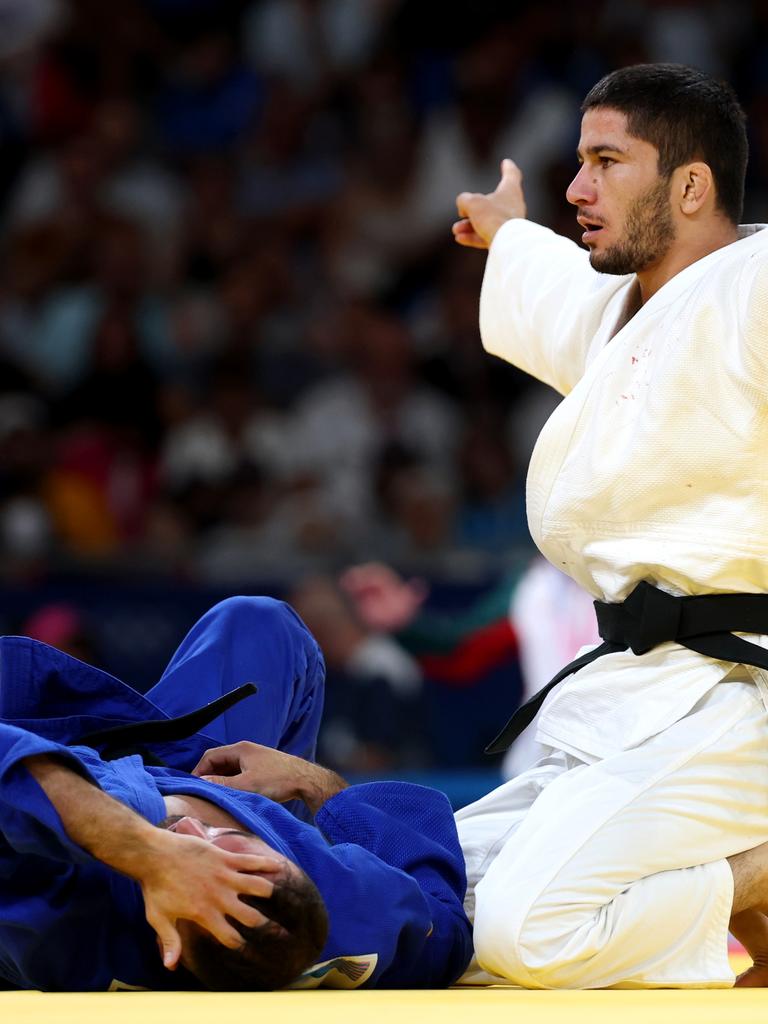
left=578, top=217, right=604, bottom=242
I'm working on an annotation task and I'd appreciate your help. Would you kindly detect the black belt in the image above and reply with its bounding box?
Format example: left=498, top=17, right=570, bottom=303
left=485, top=582, right=768, bottom=754
left=76, top=682, right=258, bottom=763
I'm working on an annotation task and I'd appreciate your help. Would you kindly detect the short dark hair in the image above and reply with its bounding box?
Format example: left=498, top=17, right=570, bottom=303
left=185, top=867, right=328, bottom=990
left=582, top=63, right=748, bottom=224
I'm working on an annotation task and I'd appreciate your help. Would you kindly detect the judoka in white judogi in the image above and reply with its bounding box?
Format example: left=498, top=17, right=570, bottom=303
left=452, top=65, right=768, bottom=989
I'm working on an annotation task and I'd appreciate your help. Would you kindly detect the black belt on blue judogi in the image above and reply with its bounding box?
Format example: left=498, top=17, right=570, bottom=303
left=485, top=581, right=768, bottom=755
left=76, top=682, right=258, bottom=764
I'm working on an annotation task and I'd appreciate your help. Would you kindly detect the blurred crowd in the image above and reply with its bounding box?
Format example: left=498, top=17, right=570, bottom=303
left=1, top=0, right=766, bottom=585
left=3, top=0, right=768, bottom=772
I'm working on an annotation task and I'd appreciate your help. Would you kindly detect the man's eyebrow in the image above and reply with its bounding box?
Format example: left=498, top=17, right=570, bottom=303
left=576, top=144, right=629, bottom=162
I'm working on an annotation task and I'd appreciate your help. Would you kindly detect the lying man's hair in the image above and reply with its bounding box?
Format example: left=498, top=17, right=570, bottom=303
left=185, top=866, right=328, bottom=990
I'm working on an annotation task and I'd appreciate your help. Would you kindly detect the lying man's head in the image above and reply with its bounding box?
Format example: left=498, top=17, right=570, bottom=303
left=161, top=816, right=328, bottom=989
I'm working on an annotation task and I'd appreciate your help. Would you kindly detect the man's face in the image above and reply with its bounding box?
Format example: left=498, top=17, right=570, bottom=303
left=165, top=815, right=287, bottom=861
left=161, top=816, right=299, bottom=960
left=566, top=107, right=676, bottom=275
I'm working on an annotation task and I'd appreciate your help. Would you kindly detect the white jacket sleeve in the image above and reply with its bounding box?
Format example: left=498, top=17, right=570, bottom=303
left=479, top=219, right=629, bottom=395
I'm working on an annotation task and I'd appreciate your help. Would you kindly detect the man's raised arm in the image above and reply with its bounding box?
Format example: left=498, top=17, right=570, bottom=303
left=453, top=159, right=626, bottom=396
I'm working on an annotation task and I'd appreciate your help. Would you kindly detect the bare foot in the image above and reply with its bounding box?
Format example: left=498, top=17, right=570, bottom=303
left=729, top=909, right=768, bottom=986
left=735, top=962, right=768, bottom=987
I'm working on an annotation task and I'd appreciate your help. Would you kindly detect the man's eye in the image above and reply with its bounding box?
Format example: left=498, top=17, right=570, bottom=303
left=599, top=156, right=615, bottom=167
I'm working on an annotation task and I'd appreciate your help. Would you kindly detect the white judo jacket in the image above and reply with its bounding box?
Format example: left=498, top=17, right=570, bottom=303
left=480, top=220, right=768, bottom=761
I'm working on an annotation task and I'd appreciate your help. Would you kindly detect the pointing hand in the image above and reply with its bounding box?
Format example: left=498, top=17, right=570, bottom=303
left=453, top=159, right=527, bottom=249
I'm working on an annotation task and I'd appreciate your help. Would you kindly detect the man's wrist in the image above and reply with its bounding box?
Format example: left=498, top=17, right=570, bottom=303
left=488, top=215, right=527, bottom=247
left=485, top=214, right=514, bottom=245
left=98, top=818, right=173, bottom=883
left=298, top=764, right=348, bottom=815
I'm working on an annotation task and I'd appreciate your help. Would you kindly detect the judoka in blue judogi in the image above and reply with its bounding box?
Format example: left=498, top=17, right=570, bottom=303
left=0, top=596, right=472, bottom=991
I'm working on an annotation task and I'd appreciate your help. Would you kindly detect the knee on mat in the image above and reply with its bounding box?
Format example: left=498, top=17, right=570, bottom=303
left=473, top=888, right=586, bottom=989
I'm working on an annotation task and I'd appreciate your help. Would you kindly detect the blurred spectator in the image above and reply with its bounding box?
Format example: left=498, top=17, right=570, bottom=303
left=21, top=601, right=100, bottom=664
left=160, top=357, right=293, bottom=491
left=44, top=421, right=156, bottom=555
left=325, top=107, right=423, bottom=296
left=0, top=387, right=52, bottom=568
left=243, top=0, right=396, bottom=95
left=291, top=304, right=460, bottom=540
left=370, top=449, right=462, bottom=573
left=236, top=78, right=343, bottom=235
left=289, top=573, right=425, bottom=771
left=154, top=29, right=263, bottom=154
left=339, top=557, right=598, bottom=771
left=24, top=218, right=174, bottom=393
left=456, top=413, right=528, bottom=554
left=8, top=97, right=183, bottom=248
left=177, top=155, right=246, bottom=284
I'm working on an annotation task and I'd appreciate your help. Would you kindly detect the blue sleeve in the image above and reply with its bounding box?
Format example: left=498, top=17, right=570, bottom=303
left=314, top=782, right=472, bottom=987
left=0, top=722, right=101, bottom=864
left=0, top=723, right=156, bottom=991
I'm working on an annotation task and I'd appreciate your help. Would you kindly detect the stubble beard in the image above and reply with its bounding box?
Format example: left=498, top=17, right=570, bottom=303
left=588, top=176, right=677, bottom=276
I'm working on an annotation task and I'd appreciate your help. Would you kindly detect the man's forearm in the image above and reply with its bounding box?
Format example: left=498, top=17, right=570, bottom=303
left=295, top=762, right=348, bottom=815
left=24, top=754, right=283, bottom=967
left=24, top=754, right=167, bottom=880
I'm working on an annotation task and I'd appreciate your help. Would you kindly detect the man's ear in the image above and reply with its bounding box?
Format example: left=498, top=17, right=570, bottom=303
left=678, top=162, right=714, bottom=215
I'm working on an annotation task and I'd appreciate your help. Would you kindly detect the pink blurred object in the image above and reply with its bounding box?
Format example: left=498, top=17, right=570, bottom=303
left=23, top=603, right=82, bottom=648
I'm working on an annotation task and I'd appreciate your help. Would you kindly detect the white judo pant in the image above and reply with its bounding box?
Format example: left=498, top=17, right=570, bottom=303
left=456, top=677, right=768, bottom=988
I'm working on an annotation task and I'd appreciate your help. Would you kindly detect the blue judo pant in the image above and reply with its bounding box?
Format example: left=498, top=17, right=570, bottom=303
left=146, top=597, right=326, bottom=821
left=147, top=596, right=325, bottom=765
left=2, top=597, right=326, bottom=820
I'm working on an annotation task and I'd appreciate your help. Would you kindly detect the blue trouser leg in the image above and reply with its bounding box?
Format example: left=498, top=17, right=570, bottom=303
left=146, top=596, right=325, bottom=772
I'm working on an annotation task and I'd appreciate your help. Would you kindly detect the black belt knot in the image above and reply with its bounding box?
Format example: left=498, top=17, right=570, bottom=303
left=486, top=581, right=768, bottom=756
left=596, top=581, right=681, bottom=654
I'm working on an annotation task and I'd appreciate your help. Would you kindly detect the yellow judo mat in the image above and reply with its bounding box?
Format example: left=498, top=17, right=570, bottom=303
left=2, top=984, right=768, bottom=1024
left=2, top=956, right=765, bottom=1024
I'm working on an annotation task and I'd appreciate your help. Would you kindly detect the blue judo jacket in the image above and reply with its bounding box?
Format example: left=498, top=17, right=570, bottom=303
left=0, top=610, right=472, bottom=992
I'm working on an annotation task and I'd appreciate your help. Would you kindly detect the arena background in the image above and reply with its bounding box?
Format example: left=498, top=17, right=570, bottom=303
left=0, top=0, right=765, bottom=801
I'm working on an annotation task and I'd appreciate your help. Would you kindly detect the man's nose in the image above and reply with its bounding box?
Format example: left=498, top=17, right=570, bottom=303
left=172, top=816, right=209, bottom=839
left=566, top=165, right=596, bottom=207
